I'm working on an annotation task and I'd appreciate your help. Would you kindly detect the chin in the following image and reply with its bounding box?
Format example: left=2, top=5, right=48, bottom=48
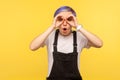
left=61, top=32, right=71, bottom=36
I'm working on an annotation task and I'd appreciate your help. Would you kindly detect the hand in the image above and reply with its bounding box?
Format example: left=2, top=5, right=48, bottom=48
left=51, top=15, right=63, bottom=28
left=67, top=14, right=79, bottom=28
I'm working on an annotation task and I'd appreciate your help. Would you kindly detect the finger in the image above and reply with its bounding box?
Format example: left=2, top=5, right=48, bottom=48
left=57, top=16, right=64, bottom=22
left=66, top=14, right=77, bottom=26
left=67, top=14, right=77, bottom=23
left=71, top=15, right=78, bottom=27
left=67, top=14, right=74, bottom=19
left=67, top=17, right=75, bottom=26
left=54, top=14, right=62, bottom=21
left=67, top=21, right=75, bottom=27
left=56, top=20, right=63, bottom=27
left=53, top=14, right=63, bottom=26
left=67, top=16, right=74, bottom=22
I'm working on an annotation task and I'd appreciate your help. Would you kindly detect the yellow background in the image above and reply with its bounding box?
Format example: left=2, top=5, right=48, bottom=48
left=0, top=0, right=120, bottom=80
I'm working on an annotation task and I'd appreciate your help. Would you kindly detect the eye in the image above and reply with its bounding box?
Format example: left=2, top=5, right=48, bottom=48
left=57, top=16, right=63, bottom=21
left=67, top=16, right=73, bottom=21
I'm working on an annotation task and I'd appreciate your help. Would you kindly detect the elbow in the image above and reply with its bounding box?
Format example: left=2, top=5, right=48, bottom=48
left=29, top=43, right=43, bottom=51
left=29, top=44, right=38, bottom=51
left=29, top=45, right=36, bottom=51
left=96, top=41, right=103, bottom=48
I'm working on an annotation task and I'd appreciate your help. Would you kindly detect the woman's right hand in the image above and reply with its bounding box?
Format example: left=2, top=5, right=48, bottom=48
left=51, top=14, right=63, bottom=29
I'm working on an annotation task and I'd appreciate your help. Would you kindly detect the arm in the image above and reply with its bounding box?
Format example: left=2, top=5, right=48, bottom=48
left=30, top=14, right=63, bottom=51
left=67, top=15, right=103, bottom=48
left=77, top=26, right=103, bottom=48
left=30, top=26, right=55, bottom=51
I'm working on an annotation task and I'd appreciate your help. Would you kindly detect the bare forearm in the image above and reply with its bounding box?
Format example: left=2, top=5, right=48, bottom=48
left=78, top=27, right=103, bottom=48
left=30, top=26, right=55, bottom=51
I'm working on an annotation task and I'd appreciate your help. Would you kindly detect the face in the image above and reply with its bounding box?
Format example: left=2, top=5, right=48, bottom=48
left=56, top=11, right=75, bottom=36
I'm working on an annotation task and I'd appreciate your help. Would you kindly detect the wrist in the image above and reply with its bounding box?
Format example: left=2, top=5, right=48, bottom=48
left=76, top=24, right=82, bottom=31
left=51, top=25, right=56, bottom=29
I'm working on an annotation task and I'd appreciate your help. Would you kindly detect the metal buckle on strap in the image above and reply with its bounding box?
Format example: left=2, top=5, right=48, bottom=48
left=74, top=45, right=77, bottom=47
left=53, top=44, right=57, bottom=47
left=74, top=44, right=77, bottom=47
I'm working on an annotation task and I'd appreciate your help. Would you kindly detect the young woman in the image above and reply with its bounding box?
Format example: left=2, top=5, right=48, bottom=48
left=30, top=6, right=103, bottom=80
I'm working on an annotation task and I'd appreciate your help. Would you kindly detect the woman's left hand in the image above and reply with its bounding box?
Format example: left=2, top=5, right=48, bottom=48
left=67, top=14, right=79, bottom=29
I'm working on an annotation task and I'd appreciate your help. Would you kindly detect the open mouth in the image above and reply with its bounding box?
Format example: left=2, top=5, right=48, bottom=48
left=63, top=28, right=67, bottom=31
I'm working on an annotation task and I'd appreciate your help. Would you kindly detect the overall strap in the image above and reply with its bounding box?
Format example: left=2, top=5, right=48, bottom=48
left=53, top=29, right=59, bottom=52
left=73, top=31, right=77, bottom=53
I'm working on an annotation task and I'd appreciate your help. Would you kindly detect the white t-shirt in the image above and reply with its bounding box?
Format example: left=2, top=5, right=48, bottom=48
left=45, top=30, right=90, bottom=77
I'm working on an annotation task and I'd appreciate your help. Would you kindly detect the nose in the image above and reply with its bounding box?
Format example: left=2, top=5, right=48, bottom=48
left=63, top=20, right=67, bottom=26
